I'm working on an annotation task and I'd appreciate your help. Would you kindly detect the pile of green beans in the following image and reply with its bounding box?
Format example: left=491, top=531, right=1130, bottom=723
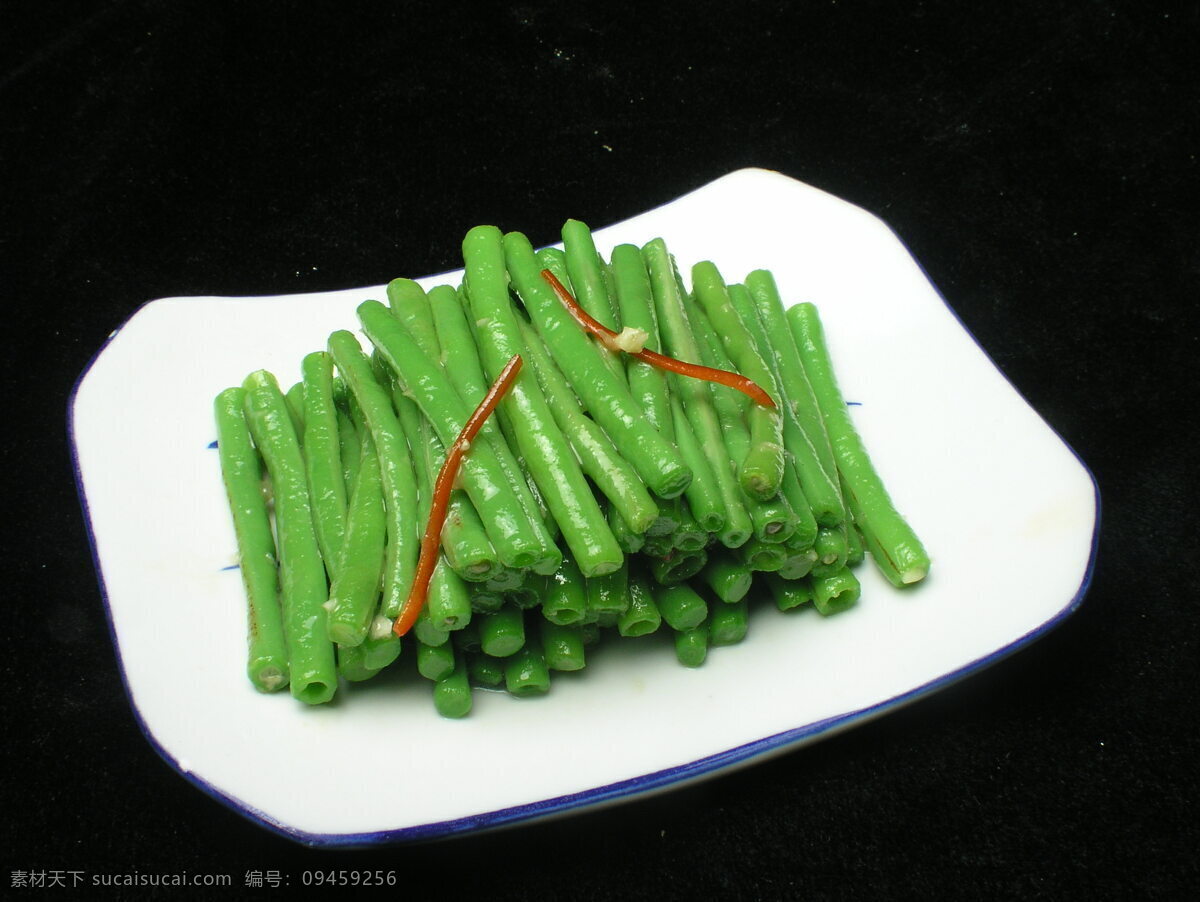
left=214, top=221, right=929, bottom=716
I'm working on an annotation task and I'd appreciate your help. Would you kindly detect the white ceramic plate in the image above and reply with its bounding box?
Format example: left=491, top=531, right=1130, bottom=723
left=71, top=168, right=1099, bottom=845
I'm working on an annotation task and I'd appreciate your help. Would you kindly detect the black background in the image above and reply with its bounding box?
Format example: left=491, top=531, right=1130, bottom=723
left=3, top=1, right=1197, bottom=899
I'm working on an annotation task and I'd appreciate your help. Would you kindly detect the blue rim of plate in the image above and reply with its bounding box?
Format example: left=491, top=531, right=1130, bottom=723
left=68, top=170, right=1102, bottom=846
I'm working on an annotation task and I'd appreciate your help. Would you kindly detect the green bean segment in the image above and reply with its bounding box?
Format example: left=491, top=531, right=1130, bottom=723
left=324, top=424, right=386, bottom=647
left=691, top=263, right=785, bottom=500
left=766, top=574, right=815, bottom=612
left=479, top=605, right=526, bottom=658
left=418, top=639, right=457, bottom=682
left=413, top=607, right=449, bottom=648
left=670, top=508, right=708, bottom=553
left=655, top=583, right=708, bottom=631
left=736, top=539, right=788, bottom=573
left=241, top=371, right=337, bottom=705
left=434, top=655, right=473, bottom=718
left=648, top=548, right=708, bottom=586
left=427, top=562, right=473, bottom=632
left=812, top=567, right=862, bottom=616
left=469, top=586, right=505, bottom=615
left=386, top=278, right=442, bottom=359
left=336, top=406, right=360, bottom=497
left=778, top=547, right=819, bottom=581
left=709, top=599, right=749, bottom=646
left=700, top=556, right=754, bottom=604
left=562, top=219, right=621, bottom=330
left=337, top=644, right=375, bottom=683
left=537, top=246, right=572, bottom=291
left=284, top=380, right=305, bottom=440
left=485, top=567, right=524, bottom=594
left=215, top=388, right=289, bottom=692
left=467, top=652, right=505, bottom=688
left=669, top=389, right=725, bottom=533
left=779, top=458, right=819, bottom=551
left=611, top=243, right=672, bottom=437
left=451, top=619, right=482, bottom=654
left=688, top=300, right=751, bottom=448
left=505, top=636, right=550, bottom=697
left=847, top=519, right=866, bottom=567
left=301, top=352, right=348, bottom=578
left=507, top=585, right=541, bottom=610
left=813, top=525, right=849, bottom=570
left=540, top=557, right=588, bottom=625
left=788, top=303, right=930, bottom=585
left=609, top=504, right=646, bottom=554
left=585, top=563, right=630, bottom=620
left=327, top=330, right=420, bottom=619
left=540, top=621, right=587, bottom=671
left=618, top=571, right=662, bottom=637
left=562, top=219, right=627, bottom=387
left=673, top=627, right=708, bottom=668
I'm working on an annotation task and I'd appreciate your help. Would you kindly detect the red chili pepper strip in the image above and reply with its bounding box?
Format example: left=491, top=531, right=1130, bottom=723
left=392, top=354, right=524, bottom=637
left=540, top=269, right=776, bottom=410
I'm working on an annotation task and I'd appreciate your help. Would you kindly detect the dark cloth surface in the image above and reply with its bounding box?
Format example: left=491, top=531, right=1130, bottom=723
left=3, top=1, right=1196, bottom=898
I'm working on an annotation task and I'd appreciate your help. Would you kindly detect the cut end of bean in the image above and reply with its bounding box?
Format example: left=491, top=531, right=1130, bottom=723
left=719, top=525, right=753, bottom=549
left=618, top=619, right=659, bottom=638
left=507, top=549, right=539, bottom=570
left=543, top=608, right=584, bottom=626
left=530, top=549, right=566, bottom=576
left=656, top=465, right=694, bottom=501
left=578, top=557, right=625, bottom=579
left=327, top=621, right=362, bottom=648
left=254, top=668, right=287, bottom=693
left=293, top=680, right=335, bottom=706
left=433, top=692, right=472, bottom=719
left=673, top=626, right=709, bottom=667
left=815, top=589, right=858, bottom=616
left=675, top=530, right=710, bottom=552
left=741, top=451, right=786, bottom=501
left=507, top=681, right=550, bottom=698
left=653, top=550, right=708, bottom=586
left=463, top=560, right=499, bottom=580
left=433, top=666, right=473, bottom=718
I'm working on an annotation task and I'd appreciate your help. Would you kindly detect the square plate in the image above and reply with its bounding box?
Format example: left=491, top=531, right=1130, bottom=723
left=71, top=168, right=1099, bottom=845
